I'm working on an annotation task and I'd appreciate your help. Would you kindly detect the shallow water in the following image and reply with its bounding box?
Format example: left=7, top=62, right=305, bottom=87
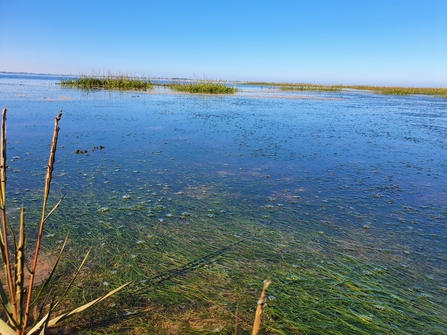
left=1, top=73, right=446, bottom=333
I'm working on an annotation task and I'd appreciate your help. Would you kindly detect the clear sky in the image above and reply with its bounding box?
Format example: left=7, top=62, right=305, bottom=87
left=1, top=0, right=446, bottom=86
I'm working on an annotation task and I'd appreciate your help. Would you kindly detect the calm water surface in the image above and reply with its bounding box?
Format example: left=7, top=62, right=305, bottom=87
left=1, top=73, right=446, bottom=332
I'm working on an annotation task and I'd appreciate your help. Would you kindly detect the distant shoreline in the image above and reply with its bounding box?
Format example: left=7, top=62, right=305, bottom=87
left=0, top=70, right=69, bottom=76
left=0, top=71, right=184, bottom=81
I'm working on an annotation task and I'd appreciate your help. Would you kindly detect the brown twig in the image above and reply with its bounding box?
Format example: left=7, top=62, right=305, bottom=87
left=252, top=278, right=271, bottom=335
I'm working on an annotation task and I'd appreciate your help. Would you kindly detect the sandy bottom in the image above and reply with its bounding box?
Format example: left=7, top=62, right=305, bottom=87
left=0, top=252, right=58, bottom=288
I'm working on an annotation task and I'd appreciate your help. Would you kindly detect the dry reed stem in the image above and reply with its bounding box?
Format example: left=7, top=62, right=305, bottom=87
left=15, top=206, right=25, bottom=328
left=252, top=278, right=271, bottom=335
left=0, top=108, right=6, bottom=207
left=0, top=107, right=18, bottom=323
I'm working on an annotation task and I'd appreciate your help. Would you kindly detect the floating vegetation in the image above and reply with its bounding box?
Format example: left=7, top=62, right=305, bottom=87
left=60, top=73, right=153, bottom=91
left=168, top=80, right=238, bottom=94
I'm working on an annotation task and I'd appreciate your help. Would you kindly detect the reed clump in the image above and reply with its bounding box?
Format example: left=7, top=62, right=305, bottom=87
left=60, top=74, right=153, bottom=91
left=169, top=80, right=238, bottom=94
left=0, top=107, right=128, bottom=335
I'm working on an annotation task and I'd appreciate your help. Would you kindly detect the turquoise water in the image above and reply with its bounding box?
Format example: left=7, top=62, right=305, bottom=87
left=1, top=73, right=446, bottom=333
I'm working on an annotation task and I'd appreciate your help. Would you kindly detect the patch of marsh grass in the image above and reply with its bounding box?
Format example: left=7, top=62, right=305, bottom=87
left=243, top=81, right=447, bottom=97
left=60, top=74, right=153, bottom=91
left=169, top=80, right=237, bottom=94
left=345, top=85, right=447, bottom=97
left=242, top=82, right=343, bottom=92
left=279, top=84, right=343, bottom=92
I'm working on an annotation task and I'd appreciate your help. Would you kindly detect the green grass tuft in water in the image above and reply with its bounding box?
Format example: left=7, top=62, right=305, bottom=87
left=60, top=74, right=153, bottom=91
left=168, top=80, right=238, bottom=94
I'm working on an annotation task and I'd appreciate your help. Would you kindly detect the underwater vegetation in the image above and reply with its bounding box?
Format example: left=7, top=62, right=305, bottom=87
left=24, top=163, right=446, bottom=334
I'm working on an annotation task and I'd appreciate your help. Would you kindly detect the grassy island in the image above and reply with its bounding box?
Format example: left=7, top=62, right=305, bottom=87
left=60, top=74, right=153, bottom=90
left=60, top=75, right=445, bottom=97
left=167, top=80, right=238, bottom=94
left=60, top=75, right=238, bottom=94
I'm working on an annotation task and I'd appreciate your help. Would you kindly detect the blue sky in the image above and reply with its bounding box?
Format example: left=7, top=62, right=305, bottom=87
left=1, top=0, right=446, bottom=86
